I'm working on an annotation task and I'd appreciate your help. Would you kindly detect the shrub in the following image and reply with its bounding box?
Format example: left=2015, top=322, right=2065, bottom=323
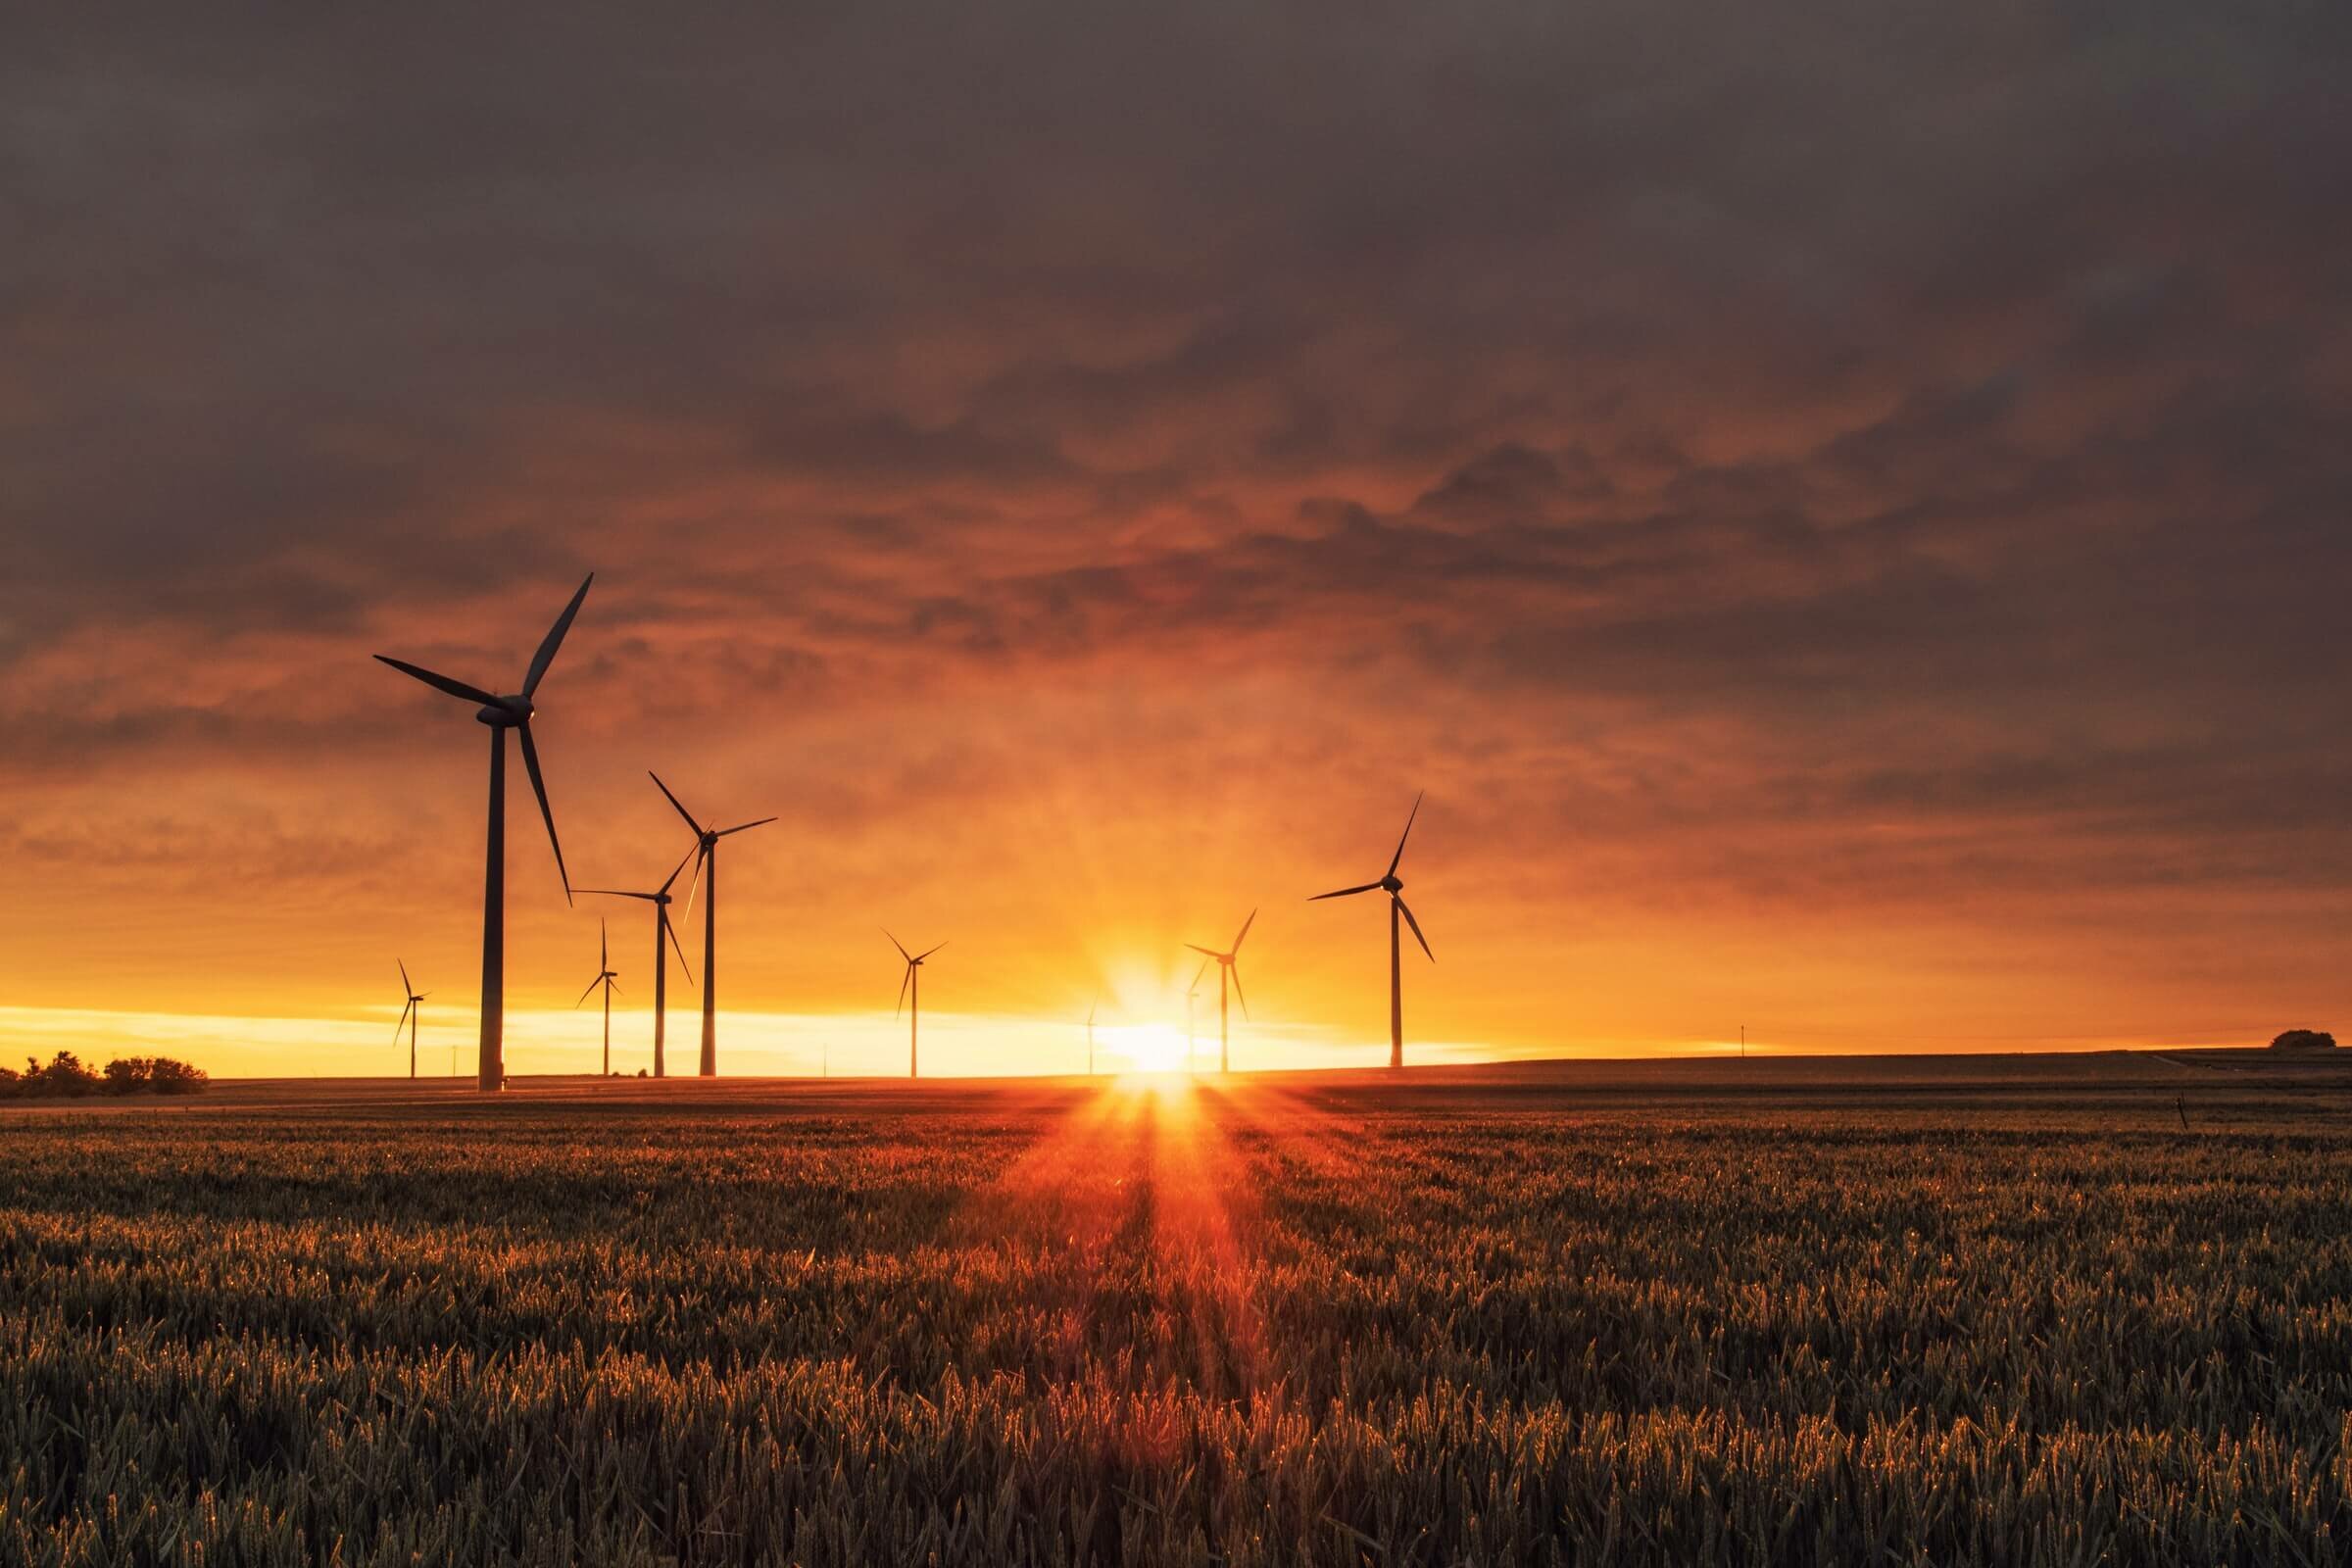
left=2269, top=1028, right=2337, bottom=1052
left=102, top=1057, right=154, bottom=1095
left=26, top=1051, right=99, bottom=1098
left=146, top=1056, right=209, bottom=1095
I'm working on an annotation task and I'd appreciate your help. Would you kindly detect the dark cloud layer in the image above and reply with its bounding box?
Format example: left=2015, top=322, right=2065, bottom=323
left=4, top=3, right=2350, bottom=1048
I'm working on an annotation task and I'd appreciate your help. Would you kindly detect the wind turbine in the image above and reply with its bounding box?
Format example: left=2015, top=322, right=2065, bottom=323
left=577, top=843, right=698, bottom=1077
left=1086, top=1001, right=1097, bottom=1076
left=375, top=573, right=590, bottom=1091
left=650, top=773, right=776, bottom=1077
left=1185, top=909, right=1255, bottom=1074
left=1186, top=961, right=1205, bottom=1072
left=394, top=961, right=427, bottom=1079
left=887, top=932, right=946, bottom=1078
left=575, top=918, right=620, bottom=1076
left=1311, top=791, right=1433, bottom=1069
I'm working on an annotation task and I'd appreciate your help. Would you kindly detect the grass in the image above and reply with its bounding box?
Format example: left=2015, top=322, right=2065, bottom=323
left=3, top=1057, right=2349, bottom=1564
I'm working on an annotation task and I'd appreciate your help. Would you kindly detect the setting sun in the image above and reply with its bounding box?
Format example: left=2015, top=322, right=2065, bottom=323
left=1106, top=1023, right=1192, bottom=1074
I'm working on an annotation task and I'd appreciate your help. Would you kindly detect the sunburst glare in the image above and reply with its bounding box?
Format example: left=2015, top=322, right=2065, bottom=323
left=1102, top=1021, right=1191, bottom=1074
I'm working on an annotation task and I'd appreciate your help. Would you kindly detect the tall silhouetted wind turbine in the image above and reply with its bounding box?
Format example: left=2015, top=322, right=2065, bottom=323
left=375, top=574, right=590, bottom=1091
left=578, top=843, right=697, bottom=1076
left=1311, top=791, right=1433, bottom=1069
left=395, top=961, right=427, bottom=1079
left=651, top=773, right=775, bottom=1077
left=1186, top=909, right=1255, bottom=1074
left=888, top=932, right=946, bottom=1078
left=575, top=919, right=620, bottom=1075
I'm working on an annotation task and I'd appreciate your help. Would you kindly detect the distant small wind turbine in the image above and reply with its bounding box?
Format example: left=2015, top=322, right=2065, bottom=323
left=1187, top=961, right=1205, bottom=1072
left=575, top=918, right=621, bottom=1076
left=1087, top=1001, right=1097, bottom=1076
left=375, top=573, right=591, bottom=1091
left=578, top=842, right=698, bottom=1077
left=1311, top=791, right=1433, bottom=1069
left=887, top=931, right=946, bottom=1078
left=651, top=773, right=776, bottom=1077
left=1185, top=909, right=1255, bottom=1074
left=394, top=960, right=427, bottom=1079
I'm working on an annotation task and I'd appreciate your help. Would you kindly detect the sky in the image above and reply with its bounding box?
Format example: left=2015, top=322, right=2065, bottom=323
left=5, top=4, right=2351, bottom=1077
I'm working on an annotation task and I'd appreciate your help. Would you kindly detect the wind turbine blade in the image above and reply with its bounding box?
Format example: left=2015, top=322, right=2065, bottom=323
left=1185, top=944, right=1221, bottom=959
left=398, top=958, right=412, bottom=994
left=607, top=979, right=622, bottom=999
left=1229, top=963, right=1250, bottom=1020
left=648, top=771, right=707, bottom=836
left=678, top=843, right=708, bottom=924
left=396, top=999, right=414, bottom=1040
left=1386, top=790, right=1424, bottom=879
left=600, top=918, right=608, bottom=968
left=373, top=656, right=497, bottom=706
left=517, top=721, right=571, bottom=903
left=1232, top=906, right=1257, bottom=953
left=717, top=816, right=777, bottom=837
left=1310, top=882, right=1382, bottom=901
left=884, top=929, right=911, bottom=961
left=522, top=572, right=594, bottom=699
left=576, top=974, right=602, bottom=1007
left=1192, top=958, right=1210, bottom=989
left=895, top=963, right=912, bottom=1018
left=663, top=911, right=695, bottom=984
left=1087, top=1003, right=1096, bottom=1027
left=577, top=888, right=658, bottom=901
left=658, top=840, right=699, bottom=894
left=915, top=941, right=948, bottom=961
left=1396, top=896, right=1434, bottom=961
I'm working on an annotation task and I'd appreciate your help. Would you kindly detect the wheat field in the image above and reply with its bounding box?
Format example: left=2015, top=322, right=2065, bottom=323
left=3, top=1059, right=2347, bottom=1565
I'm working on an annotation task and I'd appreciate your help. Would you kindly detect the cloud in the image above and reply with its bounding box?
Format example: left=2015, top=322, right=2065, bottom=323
left=3, top=3, right=2350, bottom=1054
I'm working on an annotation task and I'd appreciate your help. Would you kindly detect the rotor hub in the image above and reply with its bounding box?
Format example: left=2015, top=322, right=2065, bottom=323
left=473, top=695, right=532, bottom=727
left=1382, top=875, right=1402, bottom=894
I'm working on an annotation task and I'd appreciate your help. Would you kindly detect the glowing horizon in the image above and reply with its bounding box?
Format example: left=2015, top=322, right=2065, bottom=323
left=0, top=1003, right=2274, bottom=1083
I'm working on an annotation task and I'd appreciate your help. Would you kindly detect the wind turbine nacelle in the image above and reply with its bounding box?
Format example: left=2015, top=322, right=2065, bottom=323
left=474, top=696, right=532, bottom=727
left=1382, top=875, right=1403, bottom=893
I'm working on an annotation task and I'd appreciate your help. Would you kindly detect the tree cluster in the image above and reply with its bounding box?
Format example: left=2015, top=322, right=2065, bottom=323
left=0, top=1052, right=210, bottom=1099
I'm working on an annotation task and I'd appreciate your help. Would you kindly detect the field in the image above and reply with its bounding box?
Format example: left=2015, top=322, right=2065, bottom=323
left=4, top=1054, right=2350, bottom=1565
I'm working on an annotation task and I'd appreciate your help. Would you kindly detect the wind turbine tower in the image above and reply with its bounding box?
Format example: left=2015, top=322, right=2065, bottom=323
left=651, top=774, right=775, bottom=1077
left=887, top=932, right=946, bottom=1078
left=1311, top=792, right=1435, bottom=1069
left=1187, top=961, right=1205, bottom=1072
left=394, top=961, right=427, bottom=1079
left=1185, top=909, right=1256, bottom=1074
left=578, top=844, right=697, bottom=1076
left=375, top=574, right=591, bottom=1090
left=575, top=919, right=620, bottom=1075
